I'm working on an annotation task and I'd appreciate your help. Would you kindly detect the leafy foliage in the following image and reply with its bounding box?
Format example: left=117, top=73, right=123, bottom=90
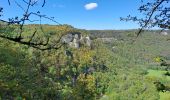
left=0, top=24, right=170, bottom=99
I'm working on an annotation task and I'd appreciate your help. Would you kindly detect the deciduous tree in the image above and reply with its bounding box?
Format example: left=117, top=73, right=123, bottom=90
left=121, top=0, right=170, bottom=36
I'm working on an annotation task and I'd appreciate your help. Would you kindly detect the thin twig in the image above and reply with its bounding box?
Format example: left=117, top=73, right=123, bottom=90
left=42, top=0, right=46, bottom=7
left=8, top=0, right=11, bottom=5
left=136, top=0, right=165, bottom=37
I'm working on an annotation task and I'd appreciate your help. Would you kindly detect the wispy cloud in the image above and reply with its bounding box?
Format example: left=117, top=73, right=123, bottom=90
left=52, top=4, right=65, bottom=8
left=84, top=3, right=98, bottom=10
left=58, top=4, right=65, bottom=8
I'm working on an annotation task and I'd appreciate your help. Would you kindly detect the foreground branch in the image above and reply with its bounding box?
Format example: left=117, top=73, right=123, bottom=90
left=0, top=0, right=63, bottom=50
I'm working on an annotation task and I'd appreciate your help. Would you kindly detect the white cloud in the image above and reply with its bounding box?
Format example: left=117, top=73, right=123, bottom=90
left=84, top=3, right=98, bottom=10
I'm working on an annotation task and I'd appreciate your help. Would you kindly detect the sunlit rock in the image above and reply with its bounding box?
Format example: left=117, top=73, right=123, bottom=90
left=160, top=31, right=168, bottom=35
left=61, top=34, right=73, bottom=43
left=61, top=32, right=92, bottom=48
left=85, top=36, right=92, bottom=47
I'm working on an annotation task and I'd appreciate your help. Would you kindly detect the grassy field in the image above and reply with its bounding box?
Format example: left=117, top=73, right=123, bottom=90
left=99, top=32, right=170, bottom=100
left=146, top=69, right=170, bottom=99
left=159, top=92, right=170, bottom=100
left=147, top=69, right=170, bottom=81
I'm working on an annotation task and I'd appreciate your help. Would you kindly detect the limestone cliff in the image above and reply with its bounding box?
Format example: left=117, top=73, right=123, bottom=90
left=61, top=32, right=91, bottom=48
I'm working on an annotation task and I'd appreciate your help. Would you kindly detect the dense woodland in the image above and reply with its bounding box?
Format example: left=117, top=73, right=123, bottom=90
left=0, top=23, right=170, bottom=99
left=0, top=0, right=170, bottom=99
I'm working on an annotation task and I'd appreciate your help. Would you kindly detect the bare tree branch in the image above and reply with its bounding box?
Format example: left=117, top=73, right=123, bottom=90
left=8, top=0, right=11, bottom=5
left=42, top=0, right=46, bottom=7
left=0, top=0, right=64, bottom=50
left=121, top=0, right=170, bottom=37
left=28, top=29, right=37, bottom=43
left=136, top=0, right=165, bottom=37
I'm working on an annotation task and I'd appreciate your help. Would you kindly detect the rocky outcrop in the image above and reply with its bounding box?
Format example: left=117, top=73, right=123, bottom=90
left=61, top=34, right=73, bottom=43
left=85, top=36, right=92, bottom=47
left=61, top=32, right=92, bottom=48
left=160, top=32, right=168, bottom=35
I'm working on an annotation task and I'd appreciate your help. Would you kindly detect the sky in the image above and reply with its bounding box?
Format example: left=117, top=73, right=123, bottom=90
left=0, top=0, right=143, bottom=30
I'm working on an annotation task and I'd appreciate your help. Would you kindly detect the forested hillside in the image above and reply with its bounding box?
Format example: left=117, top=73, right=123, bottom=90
left=0, top=0, right=170, bottom=99
left=0, top=23, right=170, bottom=99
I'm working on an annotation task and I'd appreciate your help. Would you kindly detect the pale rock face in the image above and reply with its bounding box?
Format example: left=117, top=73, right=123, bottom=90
left=74, top=34, right=79, bottom=39
left=68, top=42, right=74, bottom=47
left=85, top=36, right=91, bottom=47
left=73, top=37, right=80, bottom=48
left=80, top=35, right=84, bottom=41
left=161, top=32, right=168, bottom=35
left=61, top=34, right=73, bottom=43
left=61, top=33, right=92, bottom=48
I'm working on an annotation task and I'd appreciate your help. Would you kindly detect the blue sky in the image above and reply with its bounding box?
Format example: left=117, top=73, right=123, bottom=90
left=0, top=0, right=143, bottom=30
